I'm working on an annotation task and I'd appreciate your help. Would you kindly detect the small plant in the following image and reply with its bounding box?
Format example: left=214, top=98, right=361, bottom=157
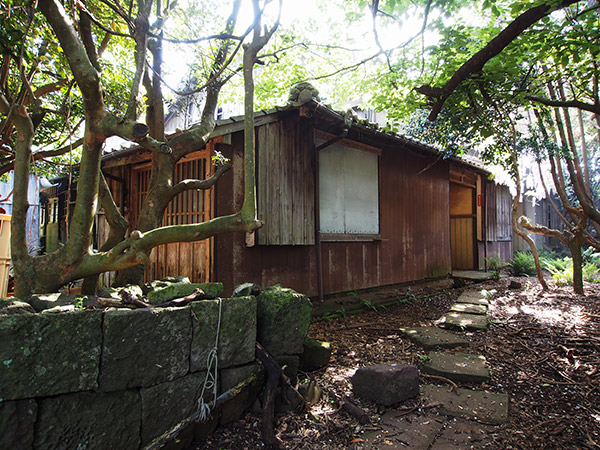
left=417, top=354, right=430, bottom=364
left=336, top=306, right=347, bottom=318
left=406, top=287, right=418, bottom=302
left=509, top=251, right=537, bottom=277
left=485, top=254, right=503, bottom=280
left=73, top=296, right=86, bottom=310
left=362, top=299, right=377, bottom=311
left=349, top=290, right=361, bottom=303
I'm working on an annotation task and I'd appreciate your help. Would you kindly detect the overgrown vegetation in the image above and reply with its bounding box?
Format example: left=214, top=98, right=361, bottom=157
left=507, top=249, right=600, bottom=286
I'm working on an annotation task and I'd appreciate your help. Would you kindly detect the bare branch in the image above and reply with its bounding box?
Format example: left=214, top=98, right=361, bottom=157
left=170, top=162, right=231, bottom=197
left=525, top=95, right=600, bottom=115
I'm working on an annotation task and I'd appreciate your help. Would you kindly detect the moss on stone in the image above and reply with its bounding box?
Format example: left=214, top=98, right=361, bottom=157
left=256, top=285, right=312, bottom=357
left=147, top=282, right=223, bottom=305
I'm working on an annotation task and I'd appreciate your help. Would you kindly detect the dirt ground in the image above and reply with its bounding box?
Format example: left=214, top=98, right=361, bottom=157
left=196, top=277, right=600, bottom=449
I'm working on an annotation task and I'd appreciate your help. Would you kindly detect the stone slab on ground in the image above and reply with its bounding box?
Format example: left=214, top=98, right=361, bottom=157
left=430, top=419, right=495, bottom=449
left=450, top=303, right=488, bottom=315
left=422, top=384, right=509, bottom=424
left=441, top=312, right=489, bottom=331
left=422, top=352, right=490, bottom=383
left=452, top=270, right=494, bottom=281
left=399, top=327, right=470, bottom=349
left=455, top=291, right=490, bottom=306
left=358, top=412, right=445, bottom=449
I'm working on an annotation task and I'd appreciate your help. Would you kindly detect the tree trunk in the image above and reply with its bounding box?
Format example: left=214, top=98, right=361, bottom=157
left=510, top=151, right=548, bottom=290
left=568, top=238, right=584, bottom=294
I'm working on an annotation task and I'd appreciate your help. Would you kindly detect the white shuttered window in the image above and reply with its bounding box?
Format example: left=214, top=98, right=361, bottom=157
left=319, top=143, right=379, bottom=235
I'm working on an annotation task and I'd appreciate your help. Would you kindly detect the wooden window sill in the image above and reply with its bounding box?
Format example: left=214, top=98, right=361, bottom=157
left=320, top=233, right=381, bottom=242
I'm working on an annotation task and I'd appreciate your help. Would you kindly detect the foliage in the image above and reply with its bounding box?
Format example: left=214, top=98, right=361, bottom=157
left=485, top=254, right=503, bottom=281
left=544, top=252, right=600, bottom=285
left=509, top=251, right=537, bottom=277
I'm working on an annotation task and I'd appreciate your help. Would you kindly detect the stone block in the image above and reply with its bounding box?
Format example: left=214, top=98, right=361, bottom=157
left=140, top=371, right=209, bottom=446
left=455, top=292, right=490, bottom=306
left=0, top=399, right=37, bottom=450
left=34, top=390, right=141, bottom=450
left=100, top=307, right=191, bottom=391
left=449, top=303, right=488, bottom=315
left=351, top=364, right=419, bottom=406
left=190, top=297, right=256, bottom=372
left=219, top=364, right=264, bottom=425
left=299, top=338, right=332, bottom=371
left=441, top=312, right=489, bottom=331
left=148, top=282, right=223, bottom=305
left=0, top=299, right=35, bottom=315
left=361, top=411, right=444, bottom=449
left=256, top=285, right=312, bottom=357
left=399, top=327, right=469, bottom=349
left=422, top=384, right=509, bottom=424
left=0, top=310, right=102, bottom=400
left=422, top=352, right=490, bottom=383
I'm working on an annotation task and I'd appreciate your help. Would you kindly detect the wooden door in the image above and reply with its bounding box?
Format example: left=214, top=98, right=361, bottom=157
left=131, top=149, right=214, bottom=283
left=450, top=182, right=476, bottom=269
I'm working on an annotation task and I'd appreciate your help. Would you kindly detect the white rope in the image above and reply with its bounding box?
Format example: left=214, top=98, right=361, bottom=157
left=197, top=297, right=222, bottom=421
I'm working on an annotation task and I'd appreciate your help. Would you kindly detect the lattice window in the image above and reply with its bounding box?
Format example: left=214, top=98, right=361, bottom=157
left=132, top=154, right=212, bottom=228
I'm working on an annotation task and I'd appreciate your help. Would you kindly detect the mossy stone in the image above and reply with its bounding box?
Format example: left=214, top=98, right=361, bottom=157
left=147, top=282, right=224, bottom=305
left=256, top=285, right=312, bottom=357
left=0, top=310, right=102, bottom=400
left=299, top=338, right=332, bottom=371
left=99, top=307, right=191, bottom=391
left=0, top=299, right=35, bottom=315
left=190, top=296, right=257, bottom=371
left=140, top=371, right=208, bottom=446
left=0, top=399, right=37, bottom=450
left=219, top=364, right=264, bottom=425
left=34, top=390, right=141, bottom=449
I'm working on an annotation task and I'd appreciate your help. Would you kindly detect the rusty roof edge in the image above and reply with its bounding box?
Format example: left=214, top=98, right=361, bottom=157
left=102, top=100, right=490, bottom=175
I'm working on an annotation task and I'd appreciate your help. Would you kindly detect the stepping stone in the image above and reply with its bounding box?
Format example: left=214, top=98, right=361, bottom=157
left=450, top=303, right=487, bottom=315
left=430, top=419, right=494, bottom=449
left=359, top=412, right=444, bottom=449
left=455, top=292, right=489, bottom=306
left=441, top=312, right=489, bottom=331
left=422, top=384, right=509, bottom=424
left=399, top=327, right=470, bottom=349
left=421, top=352, right=490, bottom=383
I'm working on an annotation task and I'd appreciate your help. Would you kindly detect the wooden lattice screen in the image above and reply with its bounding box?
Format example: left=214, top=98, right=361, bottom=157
left=131, top=154, right=212, bottom=228
left=130, top=149, right=214, bottom=282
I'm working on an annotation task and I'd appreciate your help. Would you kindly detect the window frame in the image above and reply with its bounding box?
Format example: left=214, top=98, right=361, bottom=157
left=317, top=135, right=381, bottom=242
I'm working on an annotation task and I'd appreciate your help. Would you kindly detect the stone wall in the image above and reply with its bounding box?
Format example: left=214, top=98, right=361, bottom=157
left=0, top=296, right=259, bottom=450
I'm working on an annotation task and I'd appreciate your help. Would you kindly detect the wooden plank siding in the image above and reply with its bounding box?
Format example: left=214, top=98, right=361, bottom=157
left=256, top=114, right=315, bottom=245
left=215, top=125, right=319, bottom=296
left=477, top=181, right=513, bottom=266
left=214, top=113, right=452, bottom=297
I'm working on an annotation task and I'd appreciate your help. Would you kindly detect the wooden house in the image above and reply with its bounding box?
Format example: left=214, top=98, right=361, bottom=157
left=42, top=100, right=513, bottom=297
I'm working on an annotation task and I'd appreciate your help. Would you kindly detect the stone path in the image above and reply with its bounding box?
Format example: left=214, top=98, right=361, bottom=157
left=357, top=287, right=510, bottom=449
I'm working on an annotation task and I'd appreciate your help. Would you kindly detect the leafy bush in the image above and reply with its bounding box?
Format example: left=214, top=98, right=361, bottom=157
left=582, top=247, right=600, bottom=267
left=544, top=256, right=600, bottom=285
left=509, top=251, right=537, bottom=277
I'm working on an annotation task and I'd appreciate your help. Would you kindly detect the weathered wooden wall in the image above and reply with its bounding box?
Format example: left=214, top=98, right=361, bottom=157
left=257, top=115, right=315, bottom=245
left=214, top=112, right=452, bottom=297
left=214, top=115, right=319, bottom=296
